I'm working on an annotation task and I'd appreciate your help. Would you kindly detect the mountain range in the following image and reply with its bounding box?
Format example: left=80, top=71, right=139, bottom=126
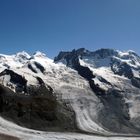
left=0, top=48, right=140, bottom=136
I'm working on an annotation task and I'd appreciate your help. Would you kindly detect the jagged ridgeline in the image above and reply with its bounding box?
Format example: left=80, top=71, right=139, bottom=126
left=0, top=48, right=140, bottom=135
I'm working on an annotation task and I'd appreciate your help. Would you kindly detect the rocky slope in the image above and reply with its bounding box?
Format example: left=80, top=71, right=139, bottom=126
left=0, top=48, right=140, bottom=135
left=55, top=48, right=140, bottom=134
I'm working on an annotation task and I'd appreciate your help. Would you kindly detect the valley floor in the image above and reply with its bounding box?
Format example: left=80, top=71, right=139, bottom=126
left=1, top=132, right=140, bottom=140
left=0, top=116, right=140, bottom=140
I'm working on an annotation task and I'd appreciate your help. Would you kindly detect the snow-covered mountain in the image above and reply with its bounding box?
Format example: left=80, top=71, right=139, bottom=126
left=0, top=48, right=140, bottom=136
left=55, top=48, right=140, bottom=134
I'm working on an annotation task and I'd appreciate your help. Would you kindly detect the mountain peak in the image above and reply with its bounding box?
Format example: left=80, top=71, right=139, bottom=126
left=117, top=50, right=138, bottom=57
left=15, top=51, right=30, bottom=59
left=33, top=51, right=46, bottom=58
left=93, top=48, right=118, bottom=58
left=54, top=48, right=118, bottom=63
left=72, top=48, right=88, bottom=53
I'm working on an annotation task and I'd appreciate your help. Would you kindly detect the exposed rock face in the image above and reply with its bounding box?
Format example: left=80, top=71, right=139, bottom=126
left=0, top=76, right=76, bottom=131
left=0, top=69, right=27, bottom=93
left=28, top=62, right=45, bottom=74
left=97, top=89, right=140, bottom=134
left=131, top=77, right=140, bottom=88
left=111, top=61, right=134, bottom=79
left=0, top=84, right=76, bottom=131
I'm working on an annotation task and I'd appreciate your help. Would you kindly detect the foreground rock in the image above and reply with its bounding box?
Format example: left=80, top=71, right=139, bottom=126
left=0, top=84, right=76, bottom=131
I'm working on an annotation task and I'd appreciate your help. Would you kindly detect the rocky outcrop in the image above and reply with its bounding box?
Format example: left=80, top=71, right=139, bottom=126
left=0, top=65, right=78, bottom=132
left=0, top=84, right=76, bottom=131
left=0, top=69, right=27, bottom=93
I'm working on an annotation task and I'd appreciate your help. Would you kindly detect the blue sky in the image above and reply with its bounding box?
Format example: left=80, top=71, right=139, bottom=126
left=0, top=0, right=140, bottom=58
